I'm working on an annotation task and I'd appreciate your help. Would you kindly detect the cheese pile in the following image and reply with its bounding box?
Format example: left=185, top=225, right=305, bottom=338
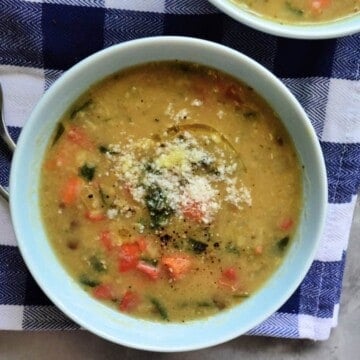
left=106, top=130, right=252, bottom=224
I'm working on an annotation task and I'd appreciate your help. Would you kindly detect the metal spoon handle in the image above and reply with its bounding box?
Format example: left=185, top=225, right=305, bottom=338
left=0, top=185, right=9, bottom=202
left=0, top=83, right=16, bottom=153
left=0, top=82, right=15, bottom=202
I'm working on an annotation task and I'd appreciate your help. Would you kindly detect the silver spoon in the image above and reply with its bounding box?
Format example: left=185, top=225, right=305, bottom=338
left=0, top=83, right=16, bottom=152
left=0, top=184, right=9, bottom=202
left=0, top=82, right=16, bottom=202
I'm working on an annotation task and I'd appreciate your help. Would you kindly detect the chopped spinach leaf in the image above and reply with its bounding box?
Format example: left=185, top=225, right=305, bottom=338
left=144, top=161, right=161, bottom=175
left=99, top=186, right=108, bottom=206
left=98, top=145, right=119, bottom=155
left=195, top=159, right=220, bottom=176
left=52, top=122, right=65, bottom=146
left=79, top=163, right=96, bottom=182
left=180, top=300, right=215, bottom=308
left=145, top=184, right=174, bottom=229
left=285, top=1, right=304, bottom=16
left=70, top=99, right=93, bottom=119
left=89, top=255, right=107, bottom=272
left=99, top=145, right=108, bottom=154
left=225, top=242, right=240, bottom=255
left=150, top=297, right=169, bottom=321
left=140, top=257, right=158, bottom=266
left=188, top=238, right=208, bottom=254
left=232, top=292, right=250, bottom=299
left=212, top=297, right=226, bottom=310
left=277, top=236, right=290, bottom=251
left=79, top=274, right=100, bottom=287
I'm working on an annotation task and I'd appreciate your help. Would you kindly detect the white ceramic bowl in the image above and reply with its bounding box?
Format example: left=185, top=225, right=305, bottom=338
left=209, top=0, right=360, bottom=39
left=10, top=36, right=327, bottom=352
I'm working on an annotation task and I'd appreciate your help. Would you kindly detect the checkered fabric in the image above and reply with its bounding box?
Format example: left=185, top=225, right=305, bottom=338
left=0, top=0, right=359, bottom=340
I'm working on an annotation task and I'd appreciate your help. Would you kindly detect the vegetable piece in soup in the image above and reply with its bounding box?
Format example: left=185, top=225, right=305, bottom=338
left=40, top=61, right=302, bottom=322
left=232, top=0, right=359, bottom=24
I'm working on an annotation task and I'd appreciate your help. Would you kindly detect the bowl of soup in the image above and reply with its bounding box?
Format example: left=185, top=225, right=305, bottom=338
left=9, top=36, right=327, bottom=351
left=208, top=0, right=360, bottom=39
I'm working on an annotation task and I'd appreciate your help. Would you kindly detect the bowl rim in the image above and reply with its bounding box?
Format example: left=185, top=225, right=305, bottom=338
left=9, top=36, right=328, bottom=352
left=208, top=0, right=360, bottom=39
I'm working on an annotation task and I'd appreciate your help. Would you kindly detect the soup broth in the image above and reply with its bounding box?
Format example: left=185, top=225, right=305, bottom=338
left=232, top=0, right=359, bottom=24
left=40, top=61, right=302, bottom=322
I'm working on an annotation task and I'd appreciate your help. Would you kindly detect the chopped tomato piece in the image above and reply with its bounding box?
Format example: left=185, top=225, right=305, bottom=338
left=310, top=0, right=330, bottom=12
left=134, top=236, right=147, bottom=252
left=100, top=230, right=113, bottom=251
left=119, top=290, right=139, bottom=312
left=118, top=242, right=142, bottom=272
left=136, top=261, right=160, bottom=280
left=162, top=253, right=192, bottom=280
left=118, top=238, right=149, bottom=272
left=254, top=245, right=263, bottom=255
left=181, top=201, right=205, bottom=223
left=92, top=284, right=113, bottom=300
left=223, top=267, right=237, bottom=281
left=60, top=177, right=82, bottom=205
left=67, top=126, right=93, bottom=149
left=218, top=267, right=239, bottom=291
left=279, top=217, right=294, bottom=231
left=85, top=210, right=105, bottom=222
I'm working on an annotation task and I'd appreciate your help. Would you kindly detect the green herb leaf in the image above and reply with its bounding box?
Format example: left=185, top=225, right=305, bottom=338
left=89, top=255, right=107, bottom=272
left=79, top=163, right=96, bottom=182
left=285, top=1, right=304, bottom=16
left=99, top=145, right=108, bottom=154
left=232, top=292, right=250, bottom=299
left=70, top=99, right=93, bottom=119
left=144, top=162, right=161, bottom=175
left=52, top=122, right=65, bottom=146
left=225, top=242, right=240, bottom=255
left=277, top=236, right=290, bottom=251
left=79, top=274, right=100, bottom=287
left=212, top=297, right=226, bottom=310
left=98, top=145, right=119, bottom=155
left=140, top=257, right=159, bottom=266
left=145, top=184, right=174, bottom=229
left=150, top=297, right=169, bottom=321
left=99, top=186, right=108, bottom=206
left=188, top=238, right=208, bottom=254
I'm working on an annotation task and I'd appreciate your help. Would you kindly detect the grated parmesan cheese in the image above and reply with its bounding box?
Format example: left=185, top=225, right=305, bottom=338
left=191, top=99, right=203, bottom=107
left=107, top=208, right=119, bottom=219
left=174, top=109, right=190, bottom=122
left=107, top=129, right=251, bottom=224
left=217, top=110, right=224, bottom=119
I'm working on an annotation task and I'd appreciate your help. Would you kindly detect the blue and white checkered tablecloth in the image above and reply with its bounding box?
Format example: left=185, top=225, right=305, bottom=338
left=0, top=0, right=359, bottom=340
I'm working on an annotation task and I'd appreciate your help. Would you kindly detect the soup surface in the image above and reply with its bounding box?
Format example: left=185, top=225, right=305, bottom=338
left=232, top=0, right=359, bottom=24
left=40, top=61, right=302, bottom=322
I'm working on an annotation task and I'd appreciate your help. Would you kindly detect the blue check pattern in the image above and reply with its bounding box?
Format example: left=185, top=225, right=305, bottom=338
left=0, top=0, right=359, bottom=339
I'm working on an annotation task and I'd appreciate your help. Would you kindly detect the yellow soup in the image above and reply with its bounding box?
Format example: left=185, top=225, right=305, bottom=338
left=232, top=0, right=360, bottom=24
left=40, top=61, right=302, bottom=322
